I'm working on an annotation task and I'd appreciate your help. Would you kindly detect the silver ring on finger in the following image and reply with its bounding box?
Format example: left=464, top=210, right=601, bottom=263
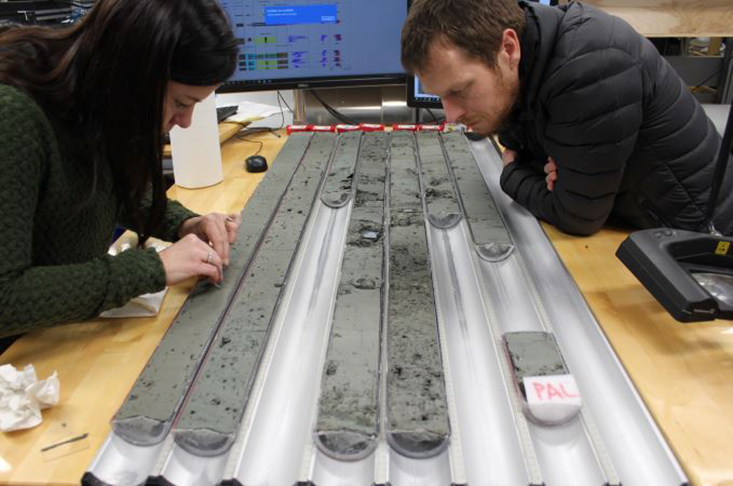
left=206, top=250, right=213, bottom=265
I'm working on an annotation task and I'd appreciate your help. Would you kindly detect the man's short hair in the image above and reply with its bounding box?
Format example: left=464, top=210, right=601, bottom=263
left=401, top=0, right=526, bottom=73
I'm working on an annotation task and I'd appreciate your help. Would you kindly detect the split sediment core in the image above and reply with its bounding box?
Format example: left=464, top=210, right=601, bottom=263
left=172, top=133, right=335, bottom=457
left=386, top=132, right=450, bottom=459
left=504, top=331, right=569, bottom=398
left=315, top=132, right=388, bottom=460
left=112, top=133, right=314, bottom=447
left=114, top=130, right=510, bottom=460
left=441, top=132, right=513, bottom=261
left=321, top=131, right=362, bottom=208
left=416, top=131, right=462, bottom=229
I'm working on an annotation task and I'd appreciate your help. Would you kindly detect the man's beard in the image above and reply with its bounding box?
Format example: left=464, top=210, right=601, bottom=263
left=487, top=71, right=520, bottom=136
left=496, top=102, right=520, bottom=134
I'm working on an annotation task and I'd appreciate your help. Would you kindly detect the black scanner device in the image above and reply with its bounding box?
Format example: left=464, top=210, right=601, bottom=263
left=245, top=154, right=268, bottom=173
left=616, top=105, right=733, bottom=322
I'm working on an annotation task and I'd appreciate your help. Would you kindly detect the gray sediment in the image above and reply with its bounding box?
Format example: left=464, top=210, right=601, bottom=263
left=504, top=331, right=569, bottom=398
left=315, top=133, right=388, bottom=460
left=386, top=131, right=450, bottom=459
left=415, top=132, right=462, bottom=229
left=321, top=132, right=362, bottom=208
left=112, top=133, right=314, bottom=447
left=441, top=132, right=513, bottom=255
left=170, top=133, right=335, bottom=457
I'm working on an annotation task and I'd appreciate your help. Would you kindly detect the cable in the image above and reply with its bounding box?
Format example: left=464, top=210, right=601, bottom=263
left=308, top=89, right=358, bottom=125
left=690, top=68, right=723, bottom=94
left=235, top=132, right=264, bottom=155
left=234, top=93, right=290, bottom=153
left=231, top=90, right=294, bottom=156
left=230, top=91, right=289, bottom=137
left=425, top=108, right=445, bottom=124
left=272, top=91, right=287, bottom=131
left=277, top=90, right=293, bottom=115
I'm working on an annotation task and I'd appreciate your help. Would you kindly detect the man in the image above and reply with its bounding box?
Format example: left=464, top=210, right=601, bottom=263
left=401, top=0, right=733, bottom=235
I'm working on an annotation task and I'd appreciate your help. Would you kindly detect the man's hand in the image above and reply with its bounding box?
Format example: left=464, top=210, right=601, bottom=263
left=177, top=213, right=241, bottom=266
left=502, top=149, right=518, bottom=167
left=544, top=157, right=557, bottom=191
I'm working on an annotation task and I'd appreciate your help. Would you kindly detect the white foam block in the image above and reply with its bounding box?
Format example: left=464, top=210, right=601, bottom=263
left=523, top=374, right=582, bottom=425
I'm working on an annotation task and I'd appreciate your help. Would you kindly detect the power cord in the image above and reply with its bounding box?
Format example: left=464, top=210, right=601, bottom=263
left=690, top=68, right=723, bottom=94
left=233, top=90, right=297, bottom=156
left=277, top=90, right=293, bottom=115
left=308, top=89, right=358, bottom=125
left=425, top=108, right=445, bottom=124
left=235, top=133, right=264, bottom=155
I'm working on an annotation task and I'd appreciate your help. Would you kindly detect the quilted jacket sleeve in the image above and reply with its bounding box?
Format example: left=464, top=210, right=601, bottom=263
left=501, top=15, right=644, bottom=235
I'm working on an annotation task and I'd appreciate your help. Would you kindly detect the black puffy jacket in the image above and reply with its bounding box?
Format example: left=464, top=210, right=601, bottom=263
left=499, top=1, right=733, bottom=236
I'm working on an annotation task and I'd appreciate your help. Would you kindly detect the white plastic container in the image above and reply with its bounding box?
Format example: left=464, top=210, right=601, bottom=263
left=170, top=93, right=223, bottom=189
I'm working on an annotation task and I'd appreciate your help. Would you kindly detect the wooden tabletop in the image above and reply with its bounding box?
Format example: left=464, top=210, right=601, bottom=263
left=1, top=132, right=732, bottom=485
left=544, top=224, right=733, bottom=486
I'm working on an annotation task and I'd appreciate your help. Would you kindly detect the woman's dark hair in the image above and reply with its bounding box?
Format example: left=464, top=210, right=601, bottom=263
left=0, top=0, right=239, bottom=243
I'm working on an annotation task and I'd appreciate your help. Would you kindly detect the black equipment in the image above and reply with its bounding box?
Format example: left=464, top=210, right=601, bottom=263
left=616, top=106, right=733, bottom=322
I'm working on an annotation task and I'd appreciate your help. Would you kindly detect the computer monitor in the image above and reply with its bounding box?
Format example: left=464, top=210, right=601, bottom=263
left=407, top=74, right=442, bottom=109
left=217, top=0, right=408, bottom=93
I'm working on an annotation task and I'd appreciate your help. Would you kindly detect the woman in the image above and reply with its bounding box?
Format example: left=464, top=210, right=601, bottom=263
left=0, top=0, right=242, bottom=338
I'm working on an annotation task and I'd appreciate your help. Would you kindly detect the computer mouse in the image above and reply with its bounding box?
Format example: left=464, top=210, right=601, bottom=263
left=245, top=154, right=268, bottom=173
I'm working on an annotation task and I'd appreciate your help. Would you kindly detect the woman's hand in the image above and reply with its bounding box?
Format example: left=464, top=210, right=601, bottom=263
left=177, top=213, right=241, bottom=265
left=158, top=233, right=224, bottom=286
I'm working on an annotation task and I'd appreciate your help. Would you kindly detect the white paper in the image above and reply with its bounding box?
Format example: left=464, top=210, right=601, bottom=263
left=0, top=364, right=60, bottom=432
left=99, top=288, right=169, bottom=318
left=224, top=100, right=285, bottom=124
left=523, top=374, right=582, bottom=425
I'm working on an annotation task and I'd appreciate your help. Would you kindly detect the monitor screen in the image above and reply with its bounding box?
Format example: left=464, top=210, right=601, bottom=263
left=217, top=0, right=408, bottom=92
left=407, top=74, right=442, bottom=109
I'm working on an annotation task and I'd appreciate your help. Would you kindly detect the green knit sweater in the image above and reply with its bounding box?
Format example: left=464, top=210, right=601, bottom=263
left=0, top=84, right=198, bottom=337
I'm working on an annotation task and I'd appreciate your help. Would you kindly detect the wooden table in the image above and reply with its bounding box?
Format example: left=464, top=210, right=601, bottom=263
left=544, top=224, right=733, bottom=486
left=1, top=133, right=732, bottom=485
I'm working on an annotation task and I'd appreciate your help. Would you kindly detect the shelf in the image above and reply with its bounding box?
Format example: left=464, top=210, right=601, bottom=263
left=579, top=0, right=733, bottom=37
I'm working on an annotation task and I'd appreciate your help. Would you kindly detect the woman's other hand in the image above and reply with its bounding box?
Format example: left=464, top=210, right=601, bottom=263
left=177, top=213, right=241, bottom=265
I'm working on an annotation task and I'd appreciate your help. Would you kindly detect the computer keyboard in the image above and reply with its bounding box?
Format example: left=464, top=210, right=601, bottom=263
left=163, top=105, right=239, bottom=144
left=216, top=105, right=238, bottom=122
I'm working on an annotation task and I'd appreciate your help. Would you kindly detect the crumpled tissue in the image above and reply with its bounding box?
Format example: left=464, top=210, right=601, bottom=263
left=0, top=363, right=60, bottom=432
